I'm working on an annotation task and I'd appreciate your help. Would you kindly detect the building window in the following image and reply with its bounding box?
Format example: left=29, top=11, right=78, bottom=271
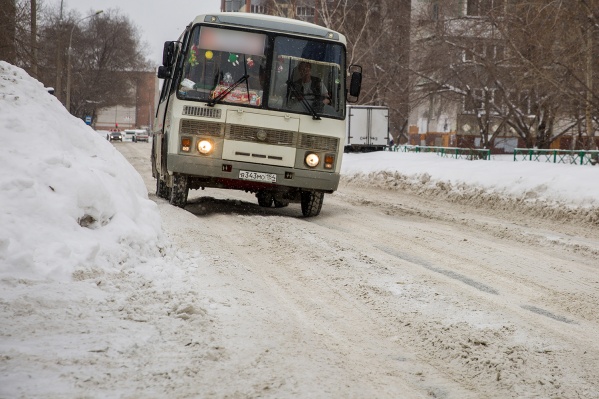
left=466, top=0, right=505, bottom=16
left=463, top=88, right=504, bottom=114
left=251, top=5, right=266, bottom=14
left=223, top=0, right=245, bottom=12
left=296, top=6, right=315, bottom=18
left=463, top=41, right=505, bottom=62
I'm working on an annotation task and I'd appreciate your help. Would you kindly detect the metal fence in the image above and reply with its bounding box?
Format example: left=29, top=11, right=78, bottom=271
left=394, top=145, right=491, bottom=160
left=513, top=148, right=599, bottom=166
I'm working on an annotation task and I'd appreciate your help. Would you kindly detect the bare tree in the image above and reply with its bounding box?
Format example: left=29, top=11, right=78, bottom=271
left=410, top=0, right=598, bottom=150
left=0, top=0, right=17, bottom=63
left=495, top=0, right=599, bottom=150
left=11, top=0, right=35, bottom=69
left=263, top=1, right=411, bottom=141
left=36, top=8, right=151, bottom=118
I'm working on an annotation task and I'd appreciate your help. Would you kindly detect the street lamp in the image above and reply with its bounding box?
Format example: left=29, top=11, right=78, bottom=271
left=66, top=10, right=103, bottom=113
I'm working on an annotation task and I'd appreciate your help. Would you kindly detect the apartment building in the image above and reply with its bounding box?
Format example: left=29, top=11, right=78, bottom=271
left=409, top=0, right=599, bottom=152
left=221, top=0, right=322, bottom=24
left=408, top=0, right=526, bottom=152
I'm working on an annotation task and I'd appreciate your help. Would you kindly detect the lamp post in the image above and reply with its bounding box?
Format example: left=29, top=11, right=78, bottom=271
left=65, top=10, right=103, bottom=113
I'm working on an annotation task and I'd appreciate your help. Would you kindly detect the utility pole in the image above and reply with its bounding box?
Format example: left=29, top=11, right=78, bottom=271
left=66, top=10, right=103, bottom=113
left=55, top=0, right=64, bottom=102
left=30, top=0, right=38, bottom=78
left=586, top=11, right=594, bottom=149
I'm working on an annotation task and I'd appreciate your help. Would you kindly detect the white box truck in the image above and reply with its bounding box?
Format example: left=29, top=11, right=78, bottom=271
left=344, top=105, right=389, bottom=152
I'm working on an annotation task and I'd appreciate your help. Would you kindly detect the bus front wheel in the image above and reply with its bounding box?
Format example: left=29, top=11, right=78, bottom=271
left=156, top=175, right=170, bottom=199
left=170, top=173, right=189, bottom=208
left=300, top=191, right=324, bottom=217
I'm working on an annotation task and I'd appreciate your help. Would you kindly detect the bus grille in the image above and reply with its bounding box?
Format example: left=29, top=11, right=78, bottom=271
left=182, top=105, right=222, bottom=119
left=226, top=124, right=296, bottom=146
left=298, top=133, right=339, bottom=152
left=180, top=119, right=223, bottom=136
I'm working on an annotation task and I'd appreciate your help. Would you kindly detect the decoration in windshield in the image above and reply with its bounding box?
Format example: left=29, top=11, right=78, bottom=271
left=179, top=26, right=266, bottom=107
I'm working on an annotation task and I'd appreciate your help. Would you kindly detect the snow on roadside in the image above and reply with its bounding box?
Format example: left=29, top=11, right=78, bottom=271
left=341, top=152, right=599, bottom=225
left=0, top=62, right=220, bottom=398
left=0, top=61, right=163, bottom=281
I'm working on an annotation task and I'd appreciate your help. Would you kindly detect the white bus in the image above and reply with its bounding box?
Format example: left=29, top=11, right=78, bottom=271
left=152, top=12, right=362, bottom=216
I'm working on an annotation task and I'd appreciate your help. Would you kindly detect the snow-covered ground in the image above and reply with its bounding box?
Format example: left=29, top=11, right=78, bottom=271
left=2, top=61, right=599, bottom=398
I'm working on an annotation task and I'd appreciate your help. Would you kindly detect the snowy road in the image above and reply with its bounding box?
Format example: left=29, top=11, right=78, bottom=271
left=115, top=141, right=599, bottom=398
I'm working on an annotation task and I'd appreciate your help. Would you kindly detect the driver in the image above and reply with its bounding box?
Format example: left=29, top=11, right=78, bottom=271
left=290, top=61, right=330, bottom=106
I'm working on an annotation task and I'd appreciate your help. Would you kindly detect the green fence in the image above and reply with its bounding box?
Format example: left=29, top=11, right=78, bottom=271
left=396, top=145, right=491, bottom=160
left=513, top=148, right=599, bottom=166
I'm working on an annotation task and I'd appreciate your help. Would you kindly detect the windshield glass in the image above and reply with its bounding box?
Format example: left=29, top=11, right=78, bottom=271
left=177, top=25, right=346, bottom=118
left=268, top=36, right=345, bottom=118
left=178, top=26, right=267, bottom=107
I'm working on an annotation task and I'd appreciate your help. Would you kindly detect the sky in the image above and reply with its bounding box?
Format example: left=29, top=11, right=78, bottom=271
left=1, top=61, right=599, bottom=396
left=50, top=0, right=222, bottom=66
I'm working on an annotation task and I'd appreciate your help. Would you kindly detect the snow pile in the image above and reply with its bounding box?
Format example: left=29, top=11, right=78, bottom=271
left=0, top=61, right=163, bottom=281
left=341, top=152, right=599, bottom=225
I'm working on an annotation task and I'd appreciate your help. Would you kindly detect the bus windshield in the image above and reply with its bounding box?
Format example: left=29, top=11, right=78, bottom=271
left=268, top=36, right=345, bottom=118
left=178, top=25, right=345, bottom=119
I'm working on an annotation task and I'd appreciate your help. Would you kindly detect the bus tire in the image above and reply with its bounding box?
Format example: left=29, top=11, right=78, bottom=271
left=273, top=193, right=289, bottom=208
left=301, top=191, right=324, bottom=217
left=273, top=198, right=289, bottom=208
left=170, top=173, right=189, bottom=208
left=256, top=191, right=273, bottom=207
left=156, top=175, right=170, bottom=199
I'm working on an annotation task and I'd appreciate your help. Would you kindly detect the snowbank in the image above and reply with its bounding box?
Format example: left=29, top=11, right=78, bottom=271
left=341, top=152, right=599, bottom=225
left=0, top=62, right=163, bottom=281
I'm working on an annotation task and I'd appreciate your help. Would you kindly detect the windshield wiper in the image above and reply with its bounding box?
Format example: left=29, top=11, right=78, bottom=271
left=287, top=80, right=321, bottom=120
left=207, top=74, right=250, bottom=107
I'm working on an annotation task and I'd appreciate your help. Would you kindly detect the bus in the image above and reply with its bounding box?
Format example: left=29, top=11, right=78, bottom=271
left=152, top=12, right=362, bottom=217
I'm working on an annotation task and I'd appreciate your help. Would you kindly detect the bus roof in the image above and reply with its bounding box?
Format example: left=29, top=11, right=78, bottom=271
left=192, top=12, right=347, bottom=45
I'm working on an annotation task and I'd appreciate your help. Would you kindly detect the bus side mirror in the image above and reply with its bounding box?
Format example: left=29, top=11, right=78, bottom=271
left=349, top=72, right=362, bottom=97
left=347, top=65, right=362, bottom=103
left=162, top=41, right=176, bottom=67
left=157, top=65, right=171, bottom=79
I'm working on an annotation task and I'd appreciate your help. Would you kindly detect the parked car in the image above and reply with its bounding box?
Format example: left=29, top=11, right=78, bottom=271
left=109, top=131, right=122, bottom=141
left=134, top=130, right=149, bottom=142
left=122, top=130, right=136, bottom=142
left=123, top=129, right=149, bottom=143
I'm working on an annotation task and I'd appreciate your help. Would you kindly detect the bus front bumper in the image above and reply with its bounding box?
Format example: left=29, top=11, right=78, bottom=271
left=167, top=154, right=340, bottom=193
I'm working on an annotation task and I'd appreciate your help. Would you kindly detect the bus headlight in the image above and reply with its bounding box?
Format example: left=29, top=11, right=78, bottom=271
left=305, top=153, right=320, bottom=168
left=198, top=139, right=213, bottom=155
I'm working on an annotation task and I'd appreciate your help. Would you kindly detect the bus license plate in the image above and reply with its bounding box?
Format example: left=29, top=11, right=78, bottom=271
left=239, top=170, right=277, bottom=183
